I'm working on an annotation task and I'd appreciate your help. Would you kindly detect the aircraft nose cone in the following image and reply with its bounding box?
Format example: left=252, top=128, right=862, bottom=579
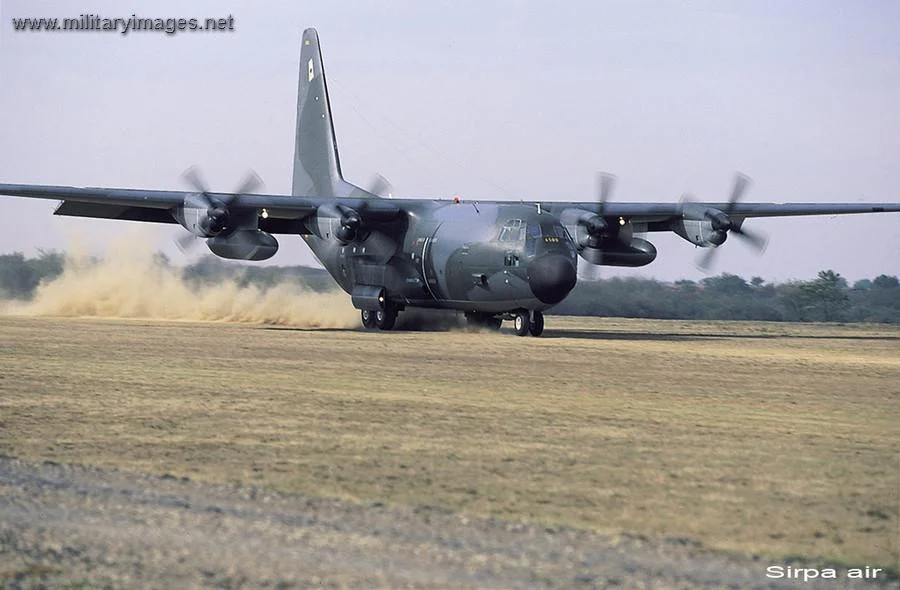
left=527, top=255, right=577, bottom=305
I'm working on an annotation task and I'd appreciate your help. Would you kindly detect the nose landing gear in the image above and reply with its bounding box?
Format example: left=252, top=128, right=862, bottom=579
left=513, top=310, right=544, bottom=337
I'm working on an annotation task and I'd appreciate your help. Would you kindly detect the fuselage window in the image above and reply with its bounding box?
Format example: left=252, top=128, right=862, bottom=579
left=504, top=253, right=519, bottom=267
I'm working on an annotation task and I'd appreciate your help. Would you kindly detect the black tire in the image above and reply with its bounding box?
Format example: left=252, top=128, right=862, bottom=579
left=529, top=310, right=544, bottom=337
left=486, top=317, right=503, bottom=330
left=513, top=311, right=531, bottom=336
left=361, top=309, right=377, bottom=329
left=375, top=306, right=397, bottom=330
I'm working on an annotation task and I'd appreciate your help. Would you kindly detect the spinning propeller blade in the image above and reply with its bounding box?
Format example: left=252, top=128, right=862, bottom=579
left=366, top=174, right=393, bottom=198
left=578, top=257, right=601, bottom=281
left=176, top=231, right=201, bottom=253
left=176, top=167, right=265, bottom=252
left=695, top=173, right=768, bottom=271
left=182, top=166, right=210, bottom=197
left=597, top=171, right=615, bottom=214
left=233, top=170, right=263, bottom=199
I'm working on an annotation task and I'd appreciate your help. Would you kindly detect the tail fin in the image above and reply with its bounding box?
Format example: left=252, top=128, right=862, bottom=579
left=292, top=28, right=372, bottom=198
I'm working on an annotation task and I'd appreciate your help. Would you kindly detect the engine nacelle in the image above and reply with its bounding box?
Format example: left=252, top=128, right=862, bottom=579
left=207, top=230, right=278, bottom=261
left=671, top=218, right=727, bottom=247
left=562, top=209, right=634, bottom=250
left=312, top=204, right=363, bottom=244
left=579, top=236, right=657, bottom=267
left=173, top=195, right=230, bottom=238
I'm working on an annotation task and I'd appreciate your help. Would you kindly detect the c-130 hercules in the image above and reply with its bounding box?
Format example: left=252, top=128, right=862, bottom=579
left=1, top=29, right=898, bottom=336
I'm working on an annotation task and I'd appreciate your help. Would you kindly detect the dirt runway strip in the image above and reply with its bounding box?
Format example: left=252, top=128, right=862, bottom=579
left=0, top=458, right=889, bottom=589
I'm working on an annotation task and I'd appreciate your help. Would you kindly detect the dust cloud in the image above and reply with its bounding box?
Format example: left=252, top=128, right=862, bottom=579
left=3, top=249, right=359, bottom=329
left=394, top=308, right=464, bottom=331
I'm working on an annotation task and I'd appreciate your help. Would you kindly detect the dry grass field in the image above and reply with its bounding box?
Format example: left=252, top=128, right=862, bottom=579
left=0, top=315, right=897, bottom=570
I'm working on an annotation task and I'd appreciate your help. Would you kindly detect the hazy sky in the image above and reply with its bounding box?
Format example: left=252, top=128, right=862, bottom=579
left=1, top=0, right=898, bottom=282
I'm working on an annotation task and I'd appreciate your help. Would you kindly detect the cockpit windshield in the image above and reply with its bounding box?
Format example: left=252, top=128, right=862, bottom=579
left=498, top=219, right=525, bottom=242
left=499, top=218, right=573, bottom=256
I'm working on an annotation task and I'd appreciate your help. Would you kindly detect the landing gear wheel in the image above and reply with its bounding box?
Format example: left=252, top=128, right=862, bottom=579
left=361, top=309, right=377, bottom=329
left=486, top=317, right=502, bottom=331
left=375, top=305, right=397, bottom=331
left=529, top=311, right=544, bottom=337
left=513, top=311, right=531, bottom=337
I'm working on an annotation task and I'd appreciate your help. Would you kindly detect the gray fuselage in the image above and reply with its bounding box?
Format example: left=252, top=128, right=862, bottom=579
left=305, top=201, right=579, bottom=314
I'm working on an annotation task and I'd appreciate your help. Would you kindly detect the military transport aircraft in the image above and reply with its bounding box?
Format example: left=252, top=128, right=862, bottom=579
left=1, top=28, right=898, bottom=336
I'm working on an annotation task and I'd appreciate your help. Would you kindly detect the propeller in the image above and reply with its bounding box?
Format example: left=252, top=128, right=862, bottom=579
left=176, top=166, right=264, bottom=252
left=315, top=175, right=402, bottom=262
left=572, top=172, right=615, bottom=243
left=332, top=204, right=362, bottom=243
left=366, top=173, right=393, bottom=198
left=695, top=173, right=769, bottom=271
left=349, top=174, right=393, bottom=198
left=176, top=226, right=205, bottom=252
left=315, top=200, right=399, bottom=264
left=360, top=228, right=398, bottom=263
left=563, top=171, right=618, bottom=271
left=585, top=172, right=615, bottom=237
left=598, top=171, right=615, bottom=211
left=578, top=257, right=601, bottom=281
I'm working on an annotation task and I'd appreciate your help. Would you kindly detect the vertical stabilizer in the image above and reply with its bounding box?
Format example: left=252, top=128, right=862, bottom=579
left=292, top=28, right=350, bottom=197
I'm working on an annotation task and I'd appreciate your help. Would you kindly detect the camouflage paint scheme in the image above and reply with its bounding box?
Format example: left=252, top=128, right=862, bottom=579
left=1, top=28, right=898, bottom=335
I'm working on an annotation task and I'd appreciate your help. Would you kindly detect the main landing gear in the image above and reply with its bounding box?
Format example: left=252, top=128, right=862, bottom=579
left=361, top=304, right=397, bottom=331
left=513, top=310, right=544, bottom=337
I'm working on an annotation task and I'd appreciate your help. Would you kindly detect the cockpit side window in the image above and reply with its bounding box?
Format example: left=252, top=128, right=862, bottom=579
left=554, top=225, right=571, bottom=240
left=524, top=221, right=542, bottom=256
left=498, top=219, right=525, bottom=242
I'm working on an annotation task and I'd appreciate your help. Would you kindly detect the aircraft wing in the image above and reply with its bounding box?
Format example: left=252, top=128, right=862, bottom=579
left=0, top=184, right=318, bottom=218
left=544, top=201, right=900, bottom=225
left=0, top=183, right=400, bottom=234
left=1, top=183, right=898, bottom=232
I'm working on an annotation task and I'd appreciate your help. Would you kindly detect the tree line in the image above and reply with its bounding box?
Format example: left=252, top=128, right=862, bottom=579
left=555, top=270, right=898, bottom=323
left=1, top=250, right=897, bottom=323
